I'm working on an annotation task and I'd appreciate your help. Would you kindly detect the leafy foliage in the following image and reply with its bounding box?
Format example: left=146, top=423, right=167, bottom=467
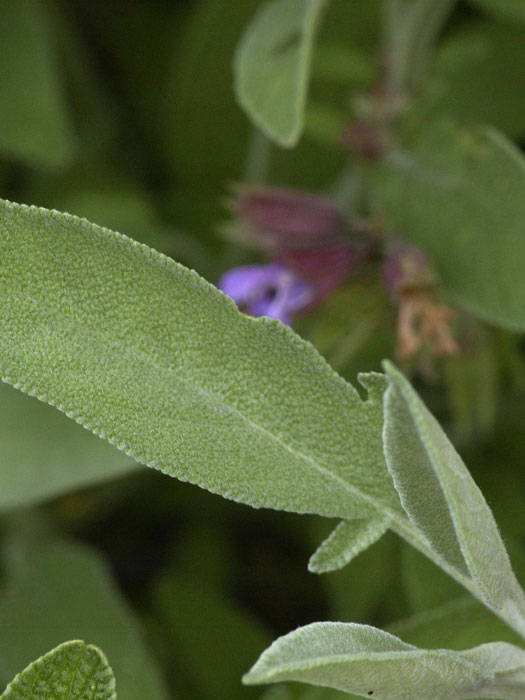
left=0, top=533, right=168, bottom=700
left=0, top=0, right=75, bottom=168
left=0, top=382, right=135, bottom=510
left=234, top=0, right=329, bottom=146
left=0, top=199, right=400, bottom=520
left=244, top=622, right=525, bottom=700
left=308, top=514, right=391, bottom=574
left=383, top=361, right=525, bottom=637
left=1, top=2, right=525, bottom=700
left=0, top=641, right=116, bottom=700
left=378, top=124, right=525, bottom=331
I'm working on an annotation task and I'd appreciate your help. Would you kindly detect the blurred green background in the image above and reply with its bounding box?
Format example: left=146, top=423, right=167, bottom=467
left=0, top=1, right=524, bottom=699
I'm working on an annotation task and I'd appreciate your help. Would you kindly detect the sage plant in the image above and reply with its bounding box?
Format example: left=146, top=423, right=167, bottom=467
left=0, top=1, right=524, bottom=699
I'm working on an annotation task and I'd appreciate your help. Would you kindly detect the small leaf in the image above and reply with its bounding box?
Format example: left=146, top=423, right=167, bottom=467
left=0, top=199, right=401, bottom=521
left=243, top=621, right=525, bottom=700
left=1, top=640, right=116, bottom=700
left=377, top=123, right=525, bottom=331
left=234, top=0, right=329, bottom=146
left=0, top=536, right=168, bottom=700
left=308, top=514, right=391, bottom=574
left=383, top=361, right=525, bottom=637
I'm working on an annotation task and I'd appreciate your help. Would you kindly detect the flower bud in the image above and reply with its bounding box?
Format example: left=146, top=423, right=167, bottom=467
left=231, top=186, right=346, bottom=249
left=285, top=242, right=369, bottom=309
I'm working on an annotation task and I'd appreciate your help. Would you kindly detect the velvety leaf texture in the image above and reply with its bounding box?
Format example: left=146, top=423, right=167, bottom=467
left=234, top=0, right=329, bottom=146
left=378, top=124, right=525, bottom=330
left=0, top=199, right=402, bottom=521
left=1, top=641, right=116, bottom=700
left=308, top=513, right=391, bottom=574
left=383, top=361, right=525, bottom=638
left=244, top=622, right=525, bottom=700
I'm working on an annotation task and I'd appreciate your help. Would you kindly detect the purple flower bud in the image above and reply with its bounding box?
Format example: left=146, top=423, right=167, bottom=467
left=285, top=242, right=369, bottom=308
left=232, top=187, right=346, bottom=249
left=219, top=262, right=312, bottom=325
left=383, top=239, right=435, bottom=297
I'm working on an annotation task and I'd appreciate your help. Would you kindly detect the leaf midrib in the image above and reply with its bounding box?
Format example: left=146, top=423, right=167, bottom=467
left=3, top=281, right=397, bottom=520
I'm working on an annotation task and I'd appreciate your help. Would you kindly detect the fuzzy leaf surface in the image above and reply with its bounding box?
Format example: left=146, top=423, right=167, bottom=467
left=0, top=641, right=116, bottom=700
left=383, top=361, right=525, bottom=637
left=244, top=621, right=525, bottom=700
left=378, top=124, right=525, bottom=330
left=234, top=0, right=329, bottom=146
left=0, top=199, right=401, bottom=520
left=308, top=514, right=391, bottom=574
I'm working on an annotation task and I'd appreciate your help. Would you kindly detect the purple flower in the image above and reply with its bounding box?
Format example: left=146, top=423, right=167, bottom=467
left=227, top=186, right=346, bottom=251
left=219, top=262, right=312, bottom=325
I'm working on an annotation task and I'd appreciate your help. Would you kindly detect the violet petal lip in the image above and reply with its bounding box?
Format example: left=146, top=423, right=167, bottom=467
left=219, top=263, right=285, bottom=304
left=219, top=262, right=312, bottom=325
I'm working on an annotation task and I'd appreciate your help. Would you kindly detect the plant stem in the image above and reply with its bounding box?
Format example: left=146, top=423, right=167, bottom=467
left=244, top=127, right=272, bottom=184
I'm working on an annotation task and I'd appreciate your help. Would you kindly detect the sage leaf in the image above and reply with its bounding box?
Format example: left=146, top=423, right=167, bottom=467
left=0, top=199, right=401, bottom=521
left=383, top=361, right=525, bottom=638
left=0, top=640, right=116, bottom=700
left=234, top=0, right=329, bottom=146
left=308, top=514, right=391, bottom=574
left=0, top=0, right=76, bottom=168
left=243, top=621, right=525, bottom=700
left=378, top=124, right=525, bottom=330
left=0, top=536, right=168, bottom=700
left=0, top=382, right=135, bottom=511
left=427, top=22, right=525, bottom=136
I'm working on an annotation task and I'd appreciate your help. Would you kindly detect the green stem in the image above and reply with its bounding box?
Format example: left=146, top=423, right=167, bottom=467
left=244, top=127, right=272, bottom=184
left=390, top=516, right=525, bottom=640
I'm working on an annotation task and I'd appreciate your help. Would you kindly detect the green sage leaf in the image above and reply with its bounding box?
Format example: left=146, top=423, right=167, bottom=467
left=234, top=0, right=329, bottom=146
left=0, top=199, right=401, bottom=521
left=244, top=621, right=525, bottom=700
left=308, top=514, right=391, bottom=574
left=378, top=124, right=525, bottom=331
left=426, top=22, right=525, bottom=136
left=0, top=536, right=168, bottom=700
left=383, top=361, right=525, bottom=637
left=0, top=640, right=116, bottom=700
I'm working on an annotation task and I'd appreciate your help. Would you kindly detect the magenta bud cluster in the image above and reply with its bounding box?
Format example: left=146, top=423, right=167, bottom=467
left=220, top=187, right=367, bottom=325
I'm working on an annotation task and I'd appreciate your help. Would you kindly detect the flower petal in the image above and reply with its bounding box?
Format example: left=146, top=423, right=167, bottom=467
left=219, top=263, right=284, bottom=304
